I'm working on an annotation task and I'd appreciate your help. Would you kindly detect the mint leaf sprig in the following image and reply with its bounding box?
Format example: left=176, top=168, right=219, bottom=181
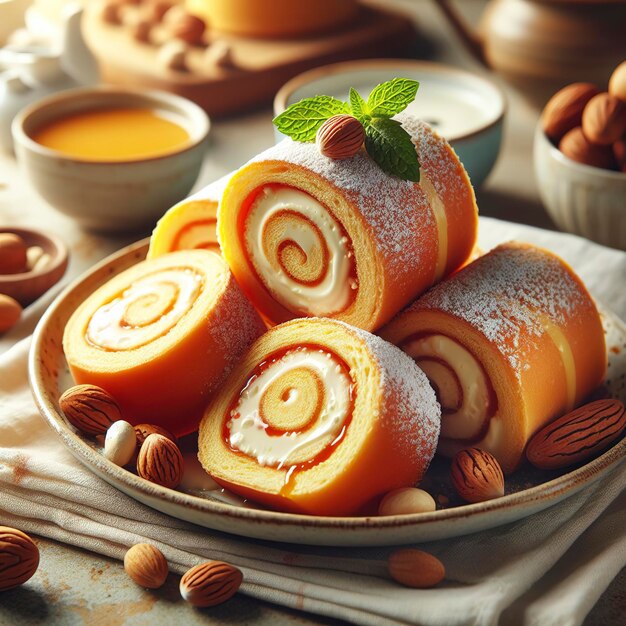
left=273, top=78, right=420, bottom=182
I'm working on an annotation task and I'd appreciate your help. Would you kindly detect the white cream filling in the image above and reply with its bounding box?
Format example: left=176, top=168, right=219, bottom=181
left=404, top=334, right=490, bottom=440
left=227, top=349, right=351, bottom=467
left=420, top=172, right=448, bottom=284
left=245, top=187, right=353, bottom=316
left=86, top=269, right=202, bottom=351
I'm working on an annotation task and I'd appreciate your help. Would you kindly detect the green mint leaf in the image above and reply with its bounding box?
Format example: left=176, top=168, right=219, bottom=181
left=349, top=88, right=370, bottom=124
left=364, top=118, right=420, bottom=182
left=366, top=78, right=420, bottom=118
left=273, top=96, right=350, bottom=142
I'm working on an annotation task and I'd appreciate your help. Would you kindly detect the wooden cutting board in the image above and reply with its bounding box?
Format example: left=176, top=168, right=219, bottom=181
left=83, top=2, right=418, bottom=117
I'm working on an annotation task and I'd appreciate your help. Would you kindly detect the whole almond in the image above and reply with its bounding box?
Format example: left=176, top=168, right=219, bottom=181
left=451, top=448, right=504, bottom=503
left=542, top=82, right=600, bottom=143
left=124, top=543, right=168, bottom=589
left=526, top=399, right=626, bottom=470
left=180, top=561, right=243, bottom=607
left=316, top=114, right=365, bottom=160
left=0, top=527, right=39, bottom=591
left=166, top=13, right=206, bottom=46
left=137, top=434, right=184, bottom=488
left=608, top=61, right=626, bottom=103
left=378, top=487, right=436, bottom=516
left=0, top=233, right=28, bottom=275
left=559, top=127, right=616, bottom=170
left=582, top=93, right=626, bottom=145
left=388, top=549, right=445, bottom=588
left=59, top=384, right=122, bottom=436
left=0, top=294, right=22, bottom=333
left=134, top=423, right=177, bottom=451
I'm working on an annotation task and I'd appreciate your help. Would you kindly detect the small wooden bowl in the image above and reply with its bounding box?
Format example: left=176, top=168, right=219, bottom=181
left=0, top=227, right=69, bottom=305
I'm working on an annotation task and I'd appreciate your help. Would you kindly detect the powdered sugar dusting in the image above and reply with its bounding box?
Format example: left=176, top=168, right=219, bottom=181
left=409, top=242, right=589, bottom=376
left=338, top=321, right=441, bottom=459
left=185, top=173, right=232, bottom=204
left=208, top=272, right=266, bottom=380
left=398, top=112, right=474, bottom=203
left=248, top=118, right=467, bottom=287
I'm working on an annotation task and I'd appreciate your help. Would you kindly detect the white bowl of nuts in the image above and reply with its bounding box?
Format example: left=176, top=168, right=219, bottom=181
left=534, top=62, right=626, bottom=251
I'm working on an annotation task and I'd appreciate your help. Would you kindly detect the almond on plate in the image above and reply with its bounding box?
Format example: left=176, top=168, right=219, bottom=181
left=526, top=399, right=626, bottom=470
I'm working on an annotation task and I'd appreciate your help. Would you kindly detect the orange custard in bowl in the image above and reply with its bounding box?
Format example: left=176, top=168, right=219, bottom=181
left=32, top=108, right=191, bottom=161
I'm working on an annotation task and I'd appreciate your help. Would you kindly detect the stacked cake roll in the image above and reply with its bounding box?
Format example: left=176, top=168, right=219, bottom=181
left=63, top=115, right=608, bottom=515
left=198, top=318, right=441, bottom=516
left=218, top=116, right=479, bottom=331
left=64, top=250, right=265, bottom=437
left=148, top=175, right=230, bottom=258
left=381, top=242, right=606, bottom=473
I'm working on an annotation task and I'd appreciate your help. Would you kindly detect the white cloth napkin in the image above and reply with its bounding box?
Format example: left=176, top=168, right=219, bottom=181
left=1, top=217, right=625, bottom=626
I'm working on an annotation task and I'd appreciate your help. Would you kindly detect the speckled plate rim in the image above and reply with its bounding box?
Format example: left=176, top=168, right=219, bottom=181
left=29, top=239, right=626, bottom=546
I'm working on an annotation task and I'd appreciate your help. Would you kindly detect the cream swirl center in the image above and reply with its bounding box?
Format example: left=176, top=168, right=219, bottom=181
left=227, top=348, right=351, bottom=467
left=245, top=186, right=354, bottom=316
left=403, top=334, right=491, bottom=440
left=86, top=269, right=202, bottom=351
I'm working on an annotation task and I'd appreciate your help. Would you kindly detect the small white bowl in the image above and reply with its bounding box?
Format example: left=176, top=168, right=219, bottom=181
left=12, top=87, right=210, bottom=233
left=274, top=59, right=506, bottom=187
left=534, top=125, right=626, bottom=251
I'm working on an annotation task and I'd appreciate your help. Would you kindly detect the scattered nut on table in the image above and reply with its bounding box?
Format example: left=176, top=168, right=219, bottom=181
left=0, top=526, right=40, bottom=591
left=59, top=384, right=122, bottom=436
left=388, top=549, right=445, bottom=589
left=180, top=561, right=243, bottom=607
left=124, top=543, right=169, bottom=589
left=378, top=487, right=436, bottom=516
left=104, top=420, right=137, bottom=466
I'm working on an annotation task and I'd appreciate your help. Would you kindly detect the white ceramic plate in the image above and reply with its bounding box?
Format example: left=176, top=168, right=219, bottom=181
left=29, top=240, right=626, bottom=547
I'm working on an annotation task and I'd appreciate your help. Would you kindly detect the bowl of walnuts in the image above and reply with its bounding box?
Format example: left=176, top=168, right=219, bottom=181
left=534, top=61, right=626, bottom=251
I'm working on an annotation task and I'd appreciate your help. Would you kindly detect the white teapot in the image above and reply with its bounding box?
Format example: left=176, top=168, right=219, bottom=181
left=0, top=4, right=99, bottom=152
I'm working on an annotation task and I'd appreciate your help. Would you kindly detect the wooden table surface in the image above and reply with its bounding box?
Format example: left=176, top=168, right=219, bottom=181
left=0, top=1, right=623, bottom=624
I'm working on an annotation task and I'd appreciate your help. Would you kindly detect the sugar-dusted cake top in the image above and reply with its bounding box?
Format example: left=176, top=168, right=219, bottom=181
left=410, top=242, right=592, bottom=374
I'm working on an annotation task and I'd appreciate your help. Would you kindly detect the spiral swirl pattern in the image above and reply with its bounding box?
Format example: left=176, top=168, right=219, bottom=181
left=226, top=346, right=353, bottom=468
left=171, top=218, right=219, bottom=252
left=402, top=334, right=495, bottom=442
left=244, top=186, right=355, bottom=316
left=86, top=269, right=202, bottom=351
